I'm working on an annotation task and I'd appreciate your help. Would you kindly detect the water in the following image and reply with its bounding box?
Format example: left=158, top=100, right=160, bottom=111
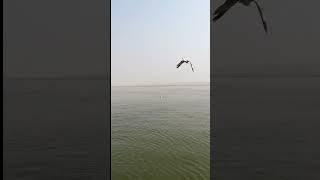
left=111, top=84, right=210, bottom=180
left=5, top=78, right=320, bottom=180
left=3, top=79, right=108, bottom=180
left=212, top=77, right=320, bottom=180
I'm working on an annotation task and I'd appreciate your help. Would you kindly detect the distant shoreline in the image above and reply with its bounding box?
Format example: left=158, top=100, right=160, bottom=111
left=5, top=74, right=320, bottom=80
left=4, top=74, right=320, bottom=87
left=111, top=82, right=210, bottom=87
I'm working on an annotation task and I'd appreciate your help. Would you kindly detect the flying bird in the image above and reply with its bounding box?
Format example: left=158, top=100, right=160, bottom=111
left=176, top=58, right=194, bottom=72
left=213, top=0, right=268, bottom=33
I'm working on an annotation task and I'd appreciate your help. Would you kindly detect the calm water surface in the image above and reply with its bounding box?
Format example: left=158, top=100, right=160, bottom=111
left=4, top=79, right=108, bottom=180
left=111, top=84, right=210, bottom=180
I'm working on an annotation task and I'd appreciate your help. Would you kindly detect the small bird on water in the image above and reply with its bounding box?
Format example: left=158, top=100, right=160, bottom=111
left=213, top=0, right=268, bottom=33
left=176, top=58, right=194, bottom=72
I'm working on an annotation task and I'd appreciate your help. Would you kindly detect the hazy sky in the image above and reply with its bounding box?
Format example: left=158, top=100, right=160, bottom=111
left=111, top=0, right=210, bottom=86
left=6, top=0, right=319, bottom=79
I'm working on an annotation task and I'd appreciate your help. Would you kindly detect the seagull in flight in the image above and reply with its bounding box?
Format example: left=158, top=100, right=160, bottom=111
left=213, top=0, right=268, bottom=33
left=176, top=58, right=194, bottom=72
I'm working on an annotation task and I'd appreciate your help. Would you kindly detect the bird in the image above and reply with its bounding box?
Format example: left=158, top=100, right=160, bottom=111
left=176, top=58, right=194, bottom=72
left=213, top=0, right=268, bottom=33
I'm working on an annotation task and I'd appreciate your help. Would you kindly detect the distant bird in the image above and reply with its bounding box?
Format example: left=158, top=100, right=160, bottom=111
left=176, top=58, right=194, bottom=72
left=213, top=0, right=268, bottom=33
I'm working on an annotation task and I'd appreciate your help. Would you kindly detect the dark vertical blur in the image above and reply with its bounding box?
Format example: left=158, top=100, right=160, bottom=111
left=212, top=0, right=320, bottom=180
left=3, top=0, right=110, bottom=179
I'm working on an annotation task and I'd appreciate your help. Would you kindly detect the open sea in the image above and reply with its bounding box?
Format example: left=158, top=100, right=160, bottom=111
left=111, top=84, right=210, bottom=180
left=3, top=79, right=109, bottom=180
left=4, top=78, right=320, bottom=179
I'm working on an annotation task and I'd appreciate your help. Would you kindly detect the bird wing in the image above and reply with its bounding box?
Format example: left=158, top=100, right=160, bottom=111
left=176, top=60, right=185, bottom=68
left=189, top=62, right=194, bottom=72
left=253, top=0, right=268, bottom=33
left=213, top=0, right=239, bottom=22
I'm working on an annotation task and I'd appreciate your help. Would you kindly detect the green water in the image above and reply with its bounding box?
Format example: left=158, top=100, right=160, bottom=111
left=111, top=84, right=210, bottom=180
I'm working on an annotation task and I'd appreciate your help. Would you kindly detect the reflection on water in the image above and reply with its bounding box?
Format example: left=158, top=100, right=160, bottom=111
left=112, top=84, right=210, bottom=180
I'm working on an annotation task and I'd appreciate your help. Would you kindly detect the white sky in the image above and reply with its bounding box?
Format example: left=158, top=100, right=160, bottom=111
left=111, top=0, right=210, bottom=86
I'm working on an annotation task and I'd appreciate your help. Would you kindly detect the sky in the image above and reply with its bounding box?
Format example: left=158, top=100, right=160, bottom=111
left=111, top=0, right=210, bottom=86
left=5, top=0, right=319, bottom=79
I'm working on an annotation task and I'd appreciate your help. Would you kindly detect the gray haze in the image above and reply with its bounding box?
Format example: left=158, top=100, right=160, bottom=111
left=4, top=0, right=109, bottom=78
left=213, top=0, right=320, bottom=76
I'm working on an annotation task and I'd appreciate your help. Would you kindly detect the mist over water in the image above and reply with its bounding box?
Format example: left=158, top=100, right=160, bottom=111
left=111, top=84, right=210, bottom=180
